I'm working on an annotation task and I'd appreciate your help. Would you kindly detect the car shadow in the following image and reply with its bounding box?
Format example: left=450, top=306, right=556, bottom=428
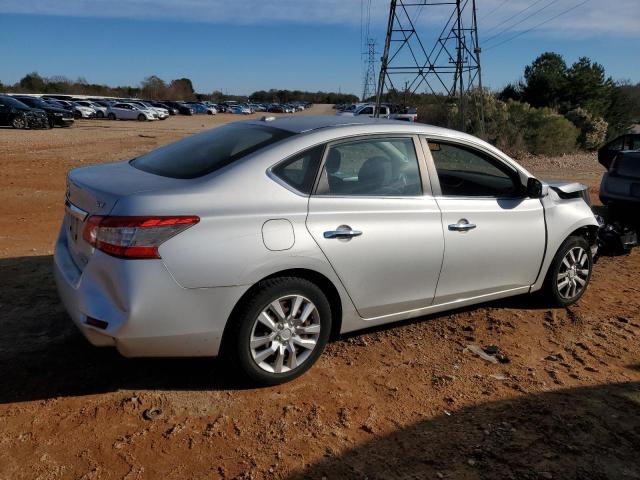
left=285, top=378, right=640, bottom=479
left=0, top=254, right=623, bottom=404
left=0, top=255, right=259, bottom=404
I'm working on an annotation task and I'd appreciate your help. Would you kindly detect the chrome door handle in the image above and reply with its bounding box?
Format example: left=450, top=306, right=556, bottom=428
left=324, top=225, right=363, bottom=239
left=448, top=219, right=476, bottom=232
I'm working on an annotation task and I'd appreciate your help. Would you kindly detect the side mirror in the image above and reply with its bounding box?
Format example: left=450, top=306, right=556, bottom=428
left=526, top=177, right=544, bottom=198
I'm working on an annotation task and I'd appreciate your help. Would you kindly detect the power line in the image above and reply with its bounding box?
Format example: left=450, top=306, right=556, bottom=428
left=478, top=0, right=509, bottom=20
left=483, top=0, right=547, bottom=36
left=375, top=0, right=485, bottom=132
left=484, top=0, right=558, bottom=45
left=484, top=0, right=591, bottom=51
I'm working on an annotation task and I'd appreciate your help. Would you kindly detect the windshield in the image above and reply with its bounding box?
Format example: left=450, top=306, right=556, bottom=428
left=131, top=123, right=295, bottom=179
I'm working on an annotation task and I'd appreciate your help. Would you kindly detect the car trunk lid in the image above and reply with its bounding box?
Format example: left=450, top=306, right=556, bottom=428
left=64, top=160, right=181, bottom=271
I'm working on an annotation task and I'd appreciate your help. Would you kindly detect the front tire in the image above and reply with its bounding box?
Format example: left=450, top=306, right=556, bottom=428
left=137, top=114, right=146, bottom=121
left=226, top=277, right=332, bottom=385
left=96, top=111, right=104, bottom=119
left=12, top=115, right=27, bottom=129
left=107, top=112, right=116, bottom=120
left=542, top=235, right=593, bottom=307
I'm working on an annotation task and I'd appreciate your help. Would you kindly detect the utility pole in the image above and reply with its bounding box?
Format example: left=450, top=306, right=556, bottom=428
left=375, top=0, right=396, bottom=118
left=362, top=39, right=377, bottom=101
left=375, top=0, right=484, bottom=132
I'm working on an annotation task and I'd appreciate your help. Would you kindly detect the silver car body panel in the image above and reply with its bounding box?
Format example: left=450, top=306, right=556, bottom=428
left=54, top=116, right=599, bottom=357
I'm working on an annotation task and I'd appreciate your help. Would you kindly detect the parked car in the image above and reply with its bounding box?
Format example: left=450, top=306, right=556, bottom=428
left=337, top=103, right=418, bottom=122
left=267, top=104, right=286, bottom=113
left=55, top=116, right=599, bottom=385
left=186, top=102, right=217, bottom=115
left=129, top=101, right=168, bottom=120
left=106, top=102, right=156, bottom=121
left=229, top=105, right=251, bottom=115
left=74, top=100, right=108, bottom=118
left=47, top=99, right=96, bottom=119
left=150, top=102, right=178, bottom=115
left=0, top=95, right=49, bottom=129
left=12, top=95, right=74, bottom=127
left=599, top=149, right=640, bottom=209
left=163, top=101, right=194, bottom=115
left=598, top=133, right=640, bottom=170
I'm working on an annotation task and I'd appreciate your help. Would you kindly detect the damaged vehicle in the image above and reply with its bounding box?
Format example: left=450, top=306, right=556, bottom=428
left=54, top=116, right=599, bottom=385
left=11, top=95, right=74, bottom=128
left=0, top=95, right=49, bottom=129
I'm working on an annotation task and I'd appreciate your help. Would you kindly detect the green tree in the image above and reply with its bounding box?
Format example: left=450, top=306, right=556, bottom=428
left=522, top=52, right=568, bottom=108
left=18, top=72, right=47, bottom=92
left=566, top=57, right=613, bottom=118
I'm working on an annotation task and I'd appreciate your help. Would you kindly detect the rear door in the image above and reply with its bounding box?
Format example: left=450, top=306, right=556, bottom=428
left=423, top=138, right=546, bottom=304
left=306, top=135, right=444, bottom=319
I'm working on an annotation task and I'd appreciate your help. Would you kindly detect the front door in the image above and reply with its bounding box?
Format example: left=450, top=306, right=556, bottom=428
left=306, top=136, right=444, bottom=318
left=424, top=138, right=546, bottom=304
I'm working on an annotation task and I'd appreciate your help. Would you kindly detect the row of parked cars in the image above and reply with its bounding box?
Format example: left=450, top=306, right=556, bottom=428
left=0, top=94, right=312, bottom=129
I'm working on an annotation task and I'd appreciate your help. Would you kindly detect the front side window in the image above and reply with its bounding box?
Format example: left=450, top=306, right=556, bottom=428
left=271, top=145, right=324, bottom=194
left=132, top=123, right=294, bottom=179
left=316, top=137, right=422, bottom=196
left=429, top=141, right=521, bottom=197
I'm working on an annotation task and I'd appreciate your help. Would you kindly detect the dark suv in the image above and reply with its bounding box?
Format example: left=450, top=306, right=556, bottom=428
left=600, top=149, right=640, bottom=208
left=598, top=133, right=640, bottom=170
left=0, top=95, right=49, bottom=129
left=13, top=96, right=75, bottom=128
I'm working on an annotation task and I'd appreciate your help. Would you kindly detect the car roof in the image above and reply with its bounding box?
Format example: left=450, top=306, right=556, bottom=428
left=247, top=115, right=407, bottom=133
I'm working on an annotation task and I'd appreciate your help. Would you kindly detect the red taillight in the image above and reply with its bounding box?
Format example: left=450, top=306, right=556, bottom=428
left=82, top=215, right=199, bottom=259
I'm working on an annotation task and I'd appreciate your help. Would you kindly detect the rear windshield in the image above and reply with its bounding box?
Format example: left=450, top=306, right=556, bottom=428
left=615, top=153, right=640, bottom=178
left=131, top=123, right=294, bottom=179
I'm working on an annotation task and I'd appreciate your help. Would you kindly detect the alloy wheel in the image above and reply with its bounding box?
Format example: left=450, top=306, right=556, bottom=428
left=250, top=295, right=321, bottom=374
left=556, top=246, right=590, bottom=300
left=12, top=116, right=27, bottom=129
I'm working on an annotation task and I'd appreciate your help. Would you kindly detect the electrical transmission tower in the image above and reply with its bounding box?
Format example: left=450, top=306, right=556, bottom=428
left=362, top=39, right=377, bottom=101
left=375, top=0, right=484, bottom=132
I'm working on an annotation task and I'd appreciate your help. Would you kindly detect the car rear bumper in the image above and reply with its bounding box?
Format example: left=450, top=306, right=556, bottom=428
left=599, top=174, right=640, bottom=205
left=53, top=224, right=249, bottom=358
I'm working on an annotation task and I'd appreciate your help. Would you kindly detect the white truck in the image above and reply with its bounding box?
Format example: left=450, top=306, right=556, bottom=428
left=336, top=103, right=418, bottom=122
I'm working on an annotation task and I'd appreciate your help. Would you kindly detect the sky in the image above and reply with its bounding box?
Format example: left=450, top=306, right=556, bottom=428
left=0, top=0, right=639, bottom=96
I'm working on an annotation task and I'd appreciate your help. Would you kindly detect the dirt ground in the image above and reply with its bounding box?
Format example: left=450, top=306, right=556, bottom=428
left=1, top=105, right=639, bottom=480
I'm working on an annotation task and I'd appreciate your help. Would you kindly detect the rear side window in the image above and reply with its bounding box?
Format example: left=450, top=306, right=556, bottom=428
left=271, top=145, right=325, bottom=194
left=316, top=137, right=422, bottom=196
left=132, top=123, right=294, bottom=179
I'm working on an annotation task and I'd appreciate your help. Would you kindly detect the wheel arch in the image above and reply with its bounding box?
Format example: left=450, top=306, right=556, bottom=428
left=220, top=268, right=344, bottom=355
left=531, top=220, right=599, bottom=292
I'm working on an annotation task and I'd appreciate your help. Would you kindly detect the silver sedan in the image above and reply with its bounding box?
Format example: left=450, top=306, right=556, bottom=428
left=54, top=116, right=599, bottom=384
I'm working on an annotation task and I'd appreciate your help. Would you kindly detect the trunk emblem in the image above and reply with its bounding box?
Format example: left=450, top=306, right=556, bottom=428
left=96, top=200, right=106, bottom=209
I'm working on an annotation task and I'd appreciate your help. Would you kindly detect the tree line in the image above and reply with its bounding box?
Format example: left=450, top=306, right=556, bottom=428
left=0, top=72, right=358, bottom=104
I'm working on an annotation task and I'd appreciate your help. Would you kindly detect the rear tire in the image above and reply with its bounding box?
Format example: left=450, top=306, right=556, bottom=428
left=224, top=277, right=332, bottom=385
left=107, top=112, right=116, bottom=120
left=542, top=235, right=593, bottom=307
left=96, top=111, right=104, bottom=119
